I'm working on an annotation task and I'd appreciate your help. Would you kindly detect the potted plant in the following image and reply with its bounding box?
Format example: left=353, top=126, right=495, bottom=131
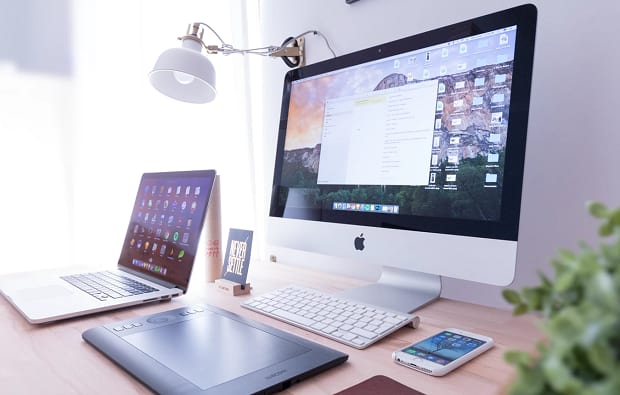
left=502, top=202, right=620, bottom=395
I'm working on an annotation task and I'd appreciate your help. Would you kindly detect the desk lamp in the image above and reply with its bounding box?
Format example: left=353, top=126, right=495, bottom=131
left=149, top=22, right=334, bottom=104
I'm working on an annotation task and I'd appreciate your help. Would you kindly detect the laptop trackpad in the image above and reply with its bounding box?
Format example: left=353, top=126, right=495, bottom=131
left=122, top=310, right=309, bottom=390
left=14, top=285, right=73, bottom=301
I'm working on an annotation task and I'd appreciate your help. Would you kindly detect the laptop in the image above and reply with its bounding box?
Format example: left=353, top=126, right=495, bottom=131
left=0, top=170, right=216, bottom=324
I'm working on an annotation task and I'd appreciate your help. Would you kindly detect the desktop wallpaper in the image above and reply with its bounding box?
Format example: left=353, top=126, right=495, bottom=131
left=278, top=28, right=516, bottom=222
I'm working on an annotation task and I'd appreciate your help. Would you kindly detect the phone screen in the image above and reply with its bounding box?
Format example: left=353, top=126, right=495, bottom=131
left=400, top=330, right=488, bottom=366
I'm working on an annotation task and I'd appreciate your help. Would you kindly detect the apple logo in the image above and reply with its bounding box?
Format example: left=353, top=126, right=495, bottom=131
left=354, top=233, right=365, bottom=251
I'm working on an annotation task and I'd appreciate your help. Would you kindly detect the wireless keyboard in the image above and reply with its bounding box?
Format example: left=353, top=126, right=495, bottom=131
left=241, top=285, right=418, bottom=349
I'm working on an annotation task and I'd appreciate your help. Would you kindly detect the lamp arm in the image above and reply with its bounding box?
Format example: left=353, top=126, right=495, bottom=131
left=222, top=30, right=335, bottom=58
left=179, top=22, right=336, bottom=67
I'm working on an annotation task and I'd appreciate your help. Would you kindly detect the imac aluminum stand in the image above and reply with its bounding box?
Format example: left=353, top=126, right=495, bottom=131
left=339, top=267, right=441, bottom=314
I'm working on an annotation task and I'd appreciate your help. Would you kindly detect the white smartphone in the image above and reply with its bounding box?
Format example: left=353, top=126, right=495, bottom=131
left=392, top=328, right=494, bottom=376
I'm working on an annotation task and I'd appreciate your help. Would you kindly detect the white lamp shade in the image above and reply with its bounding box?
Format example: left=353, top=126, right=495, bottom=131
left=149, top=46, right=217, bottom=104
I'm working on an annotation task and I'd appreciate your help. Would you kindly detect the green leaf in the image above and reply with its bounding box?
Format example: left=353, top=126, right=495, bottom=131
left=503, top=289, right=522, bottom=305
left=599, top=222, right=614, bottom=237
left=586, top=342, right=616, bottom=376
left=505, top=350, right=532, bottom=367
left=542, top=354, right=584, bottom=393
left=558, top=249, right=577, bottom=262
left=506, top=357, right=547, bottom=395
left=554, top=271, right=577, bottom=292
left=588, top=201, right=608, bottom=218
left=513, top=303, right=529, bottom=315
left=609, top=208, right=620, bottom=228
left=546, top=307, right=585, bottom=339
left=587, top=271, right=616, bottom=309
left=507, top=369, right=547, bottom=395
left=522, top=287, right=543, bottom=310
left=539, top=272, right=553, bottom=287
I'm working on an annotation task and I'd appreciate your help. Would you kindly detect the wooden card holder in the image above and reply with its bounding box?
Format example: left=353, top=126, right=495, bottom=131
left=214, top=278, right=252, bottom=296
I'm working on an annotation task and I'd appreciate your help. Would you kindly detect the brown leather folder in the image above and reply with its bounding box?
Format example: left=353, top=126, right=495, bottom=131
left=334, top=375, right=426, bottom=395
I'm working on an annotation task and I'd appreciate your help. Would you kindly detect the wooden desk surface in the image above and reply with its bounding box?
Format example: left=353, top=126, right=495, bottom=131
left=0, top=261, right=538, bottom=394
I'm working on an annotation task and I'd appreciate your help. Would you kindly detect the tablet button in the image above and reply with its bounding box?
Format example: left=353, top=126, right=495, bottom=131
left=147, top=316, right=171, bottom=324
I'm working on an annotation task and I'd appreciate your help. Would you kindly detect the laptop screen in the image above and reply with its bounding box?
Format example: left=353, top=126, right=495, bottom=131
left=117, top=170, right=216, bottom=290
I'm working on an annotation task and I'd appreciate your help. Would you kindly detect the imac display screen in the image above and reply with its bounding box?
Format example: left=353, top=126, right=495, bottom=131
left=270, top=5, right=537, bottom=242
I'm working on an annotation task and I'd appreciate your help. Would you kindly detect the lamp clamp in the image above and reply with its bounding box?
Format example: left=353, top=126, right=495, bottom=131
left=270, top=37, right=305, bottom=67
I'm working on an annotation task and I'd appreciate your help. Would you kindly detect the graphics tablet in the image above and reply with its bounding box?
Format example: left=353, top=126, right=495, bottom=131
left=83, top=304, right=348, bottom=394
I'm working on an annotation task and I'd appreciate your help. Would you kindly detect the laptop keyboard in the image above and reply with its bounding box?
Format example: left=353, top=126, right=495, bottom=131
left=61, top=271, right=158, bottom=301
left=242, top=285, right=415, bottom=349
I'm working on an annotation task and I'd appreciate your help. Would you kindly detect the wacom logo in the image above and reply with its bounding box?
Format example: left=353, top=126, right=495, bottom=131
left=265, top=369, right=287, bottom=380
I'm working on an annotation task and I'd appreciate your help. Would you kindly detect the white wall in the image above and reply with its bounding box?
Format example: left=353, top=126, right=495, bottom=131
left=68, top=0, right=257, bottom=270
left=257, top=0, right=620, bottom=307
left=0, top=1, right=257, bottom=276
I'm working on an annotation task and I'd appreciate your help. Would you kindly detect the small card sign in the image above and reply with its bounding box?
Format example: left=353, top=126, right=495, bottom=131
left=221, top=228, right=253, bottom=285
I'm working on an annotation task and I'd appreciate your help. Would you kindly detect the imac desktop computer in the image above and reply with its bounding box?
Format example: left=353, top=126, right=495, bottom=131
left=266, top=4, right=537, bottom=314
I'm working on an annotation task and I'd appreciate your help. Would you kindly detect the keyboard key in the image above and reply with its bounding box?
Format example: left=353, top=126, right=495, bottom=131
left=322, top=326, right=337, bottom=334
left=342, top=332, right=356, bottom=341
left=351, top=327, right=378, bottom=340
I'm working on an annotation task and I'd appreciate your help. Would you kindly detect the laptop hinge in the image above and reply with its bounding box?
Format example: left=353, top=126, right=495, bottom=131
left=117, top=266, right=185, bottom=293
